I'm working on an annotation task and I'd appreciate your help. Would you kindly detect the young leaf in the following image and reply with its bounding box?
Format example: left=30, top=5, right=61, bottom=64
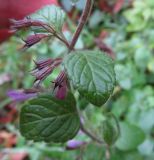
left=116, top=122, right=145, bottom=151
left=20, top=92, right=80, bottom=143
left=102, top=114, right=120, bottom=146
left=63, top=50, right=116, bottom=106
left=31, top=5, right=66, bottom=33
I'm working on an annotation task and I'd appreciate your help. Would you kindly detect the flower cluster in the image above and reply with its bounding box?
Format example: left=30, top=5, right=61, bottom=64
left=8, top=14, right=69, bottom=101
left=31, top=58, right=62, bottom=85
left=10, top=17, right=55, bottom=50
left=31, top=58, right=68, bottom=99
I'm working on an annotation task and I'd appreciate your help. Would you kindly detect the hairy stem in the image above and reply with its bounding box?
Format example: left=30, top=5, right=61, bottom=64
left=69, top=0, right=93, bottom=51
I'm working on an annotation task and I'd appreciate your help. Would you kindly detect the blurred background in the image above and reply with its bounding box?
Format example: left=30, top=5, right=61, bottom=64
left=0, top=0, right=154, bottom=159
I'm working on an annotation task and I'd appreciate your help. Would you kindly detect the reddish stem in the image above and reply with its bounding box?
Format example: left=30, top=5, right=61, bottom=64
left=69, top=0, right=93, bottom=51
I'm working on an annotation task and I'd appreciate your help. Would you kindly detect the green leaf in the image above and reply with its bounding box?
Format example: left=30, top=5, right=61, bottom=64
left=102, top=114, right=120, bottom=146
left=116, top=122, right=145, bottom=151
left=20, top=92, right=80, bottom=143
left=31, top=5, right=66, bottom=33
left=63, top=50, right=116, bottom=106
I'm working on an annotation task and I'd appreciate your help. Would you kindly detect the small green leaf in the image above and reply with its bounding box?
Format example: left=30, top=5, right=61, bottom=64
left=31, top=5, right=66, bottom=33
left=20, top=92, right=80, bottom=143
left=63, top=50, right=116, bottom=106
left=116, top=122, right=145, bottom=151
left=102, top=114, right=120, bottom=146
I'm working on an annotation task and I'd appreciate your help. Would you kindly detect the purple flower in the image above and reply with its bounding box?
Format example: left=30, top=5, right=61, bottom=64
left=66, top=140, right=86, bottom=150
left=31, top=58, right=62, bottom=86
left=34, top=58, right=54, bottom=70
left=31, top=66, right=54, bottom=82
left=53, top=71, right=66, bottom=89
left=53, top=71, right=68, bottom=100
left=22, top=34, right=48, bottom=50
left=56, top=81, right=68, bottom=100
left=7, top=90, right=37, bottom=102
left=10, top=17, right=46, bottom=32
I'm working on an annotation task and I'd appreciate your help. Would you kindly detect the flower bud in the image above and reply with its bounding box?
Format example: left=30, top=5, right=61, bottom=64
left=31, top=66, right=54, bottom=83
left=53, top=71, right=68, bottom=99
left=56, top=80, right=67, bottom=100
left=22, top=34, right=48, bottom=50
left=31, top=58, right=62, bottom=86
left=10, top=18, right=46, bottom=32
left=53, top=71, right=66, bottom=89
left=34, top=58, right=53, bottom=70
